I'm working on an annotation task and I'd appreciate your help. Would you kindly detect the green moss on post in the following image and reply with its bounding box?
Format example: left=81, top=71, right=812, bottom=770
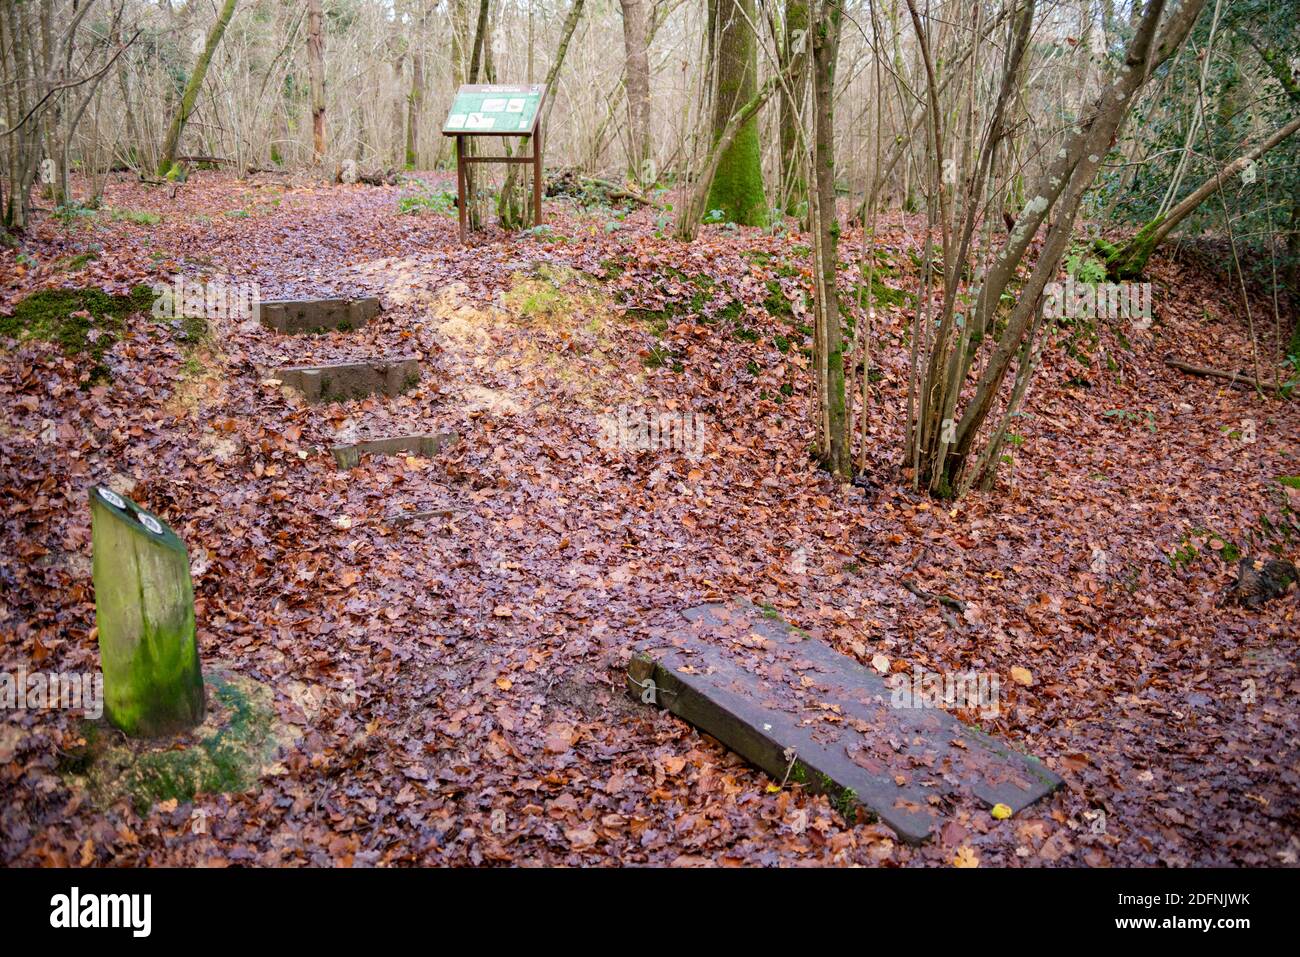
left=90, top=487, right=205, bottom=737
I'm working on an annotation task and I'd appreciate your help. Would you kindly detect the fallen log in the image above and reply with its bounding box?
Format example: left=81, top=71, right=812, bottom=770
left=544, top=167, right=659, bottom=208
left=1164, top=358, right=1287, bottom=393
left=335, top=164, right=399, bottom=186
left=177, top=154, right=233, bottom=166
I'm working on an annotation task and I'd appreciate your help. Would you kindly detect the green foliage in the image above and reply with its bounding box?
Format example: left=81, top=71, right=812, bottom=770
left=1171, top=527, right=1242, bottom=570
left=1093, top=0, right=1300, bottom=280
left=58, top=248, right=100, bottom=271
left=832, top=786, right=859, bottom=821
left=54, top=202, right=99, bottom=225
left=398, top=188, right=456, bottom=215
left=1064, top=244, right=1108, bottom=284
left=855, top=274, right=909, bottom=308
left=764, top=279, right=794, bottom=317
left=1103, top=408, right=1158, bottom=432
left=110, top=208, right=161, bottom=225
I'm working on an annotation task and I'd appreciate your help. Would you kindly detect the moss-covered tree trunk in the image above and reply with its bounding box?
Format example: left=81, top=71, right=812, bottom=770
left=705, top=0, right=767, bottom=226
left=157, top=0, right=239, bottom=177
left=90, top=487, right=205, bottom=738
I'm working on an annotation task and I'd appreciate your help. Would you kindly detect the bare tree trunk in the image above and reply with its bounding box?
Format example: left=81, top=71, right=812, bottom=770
left=308, top=0, right=326, bottom=163
left=158, top=0, right=239, bottom=176
left=809, top=0, right=848, bottom=477
left=468, top=0, right=490, bottom=81
left=464, top=0, right=491, bottom=228
left=500, top=0, right=585, bottom=228
left=405, top=2, right=427, bottom=169
left=778, top=0, right=809, bottom=214
left=905, top=0, right=1208, bottom=496
left=619, top=0, right=652, bottom=185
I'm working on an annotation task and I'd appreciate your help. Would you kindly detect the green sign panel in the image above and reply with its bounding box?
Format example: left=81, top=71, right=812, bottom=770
left=442, top=84, right=546, bottom=136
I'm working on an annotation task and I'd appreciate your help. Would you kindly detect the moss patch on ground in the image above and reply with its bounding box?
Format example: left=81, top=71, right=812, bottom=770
left=855, top=275, right=909, bottom=309
left=0, top=285, right=154, bottom=380
left=496, top=264, right=638, bottom=403
left=58, top=667, right=285, bottom=814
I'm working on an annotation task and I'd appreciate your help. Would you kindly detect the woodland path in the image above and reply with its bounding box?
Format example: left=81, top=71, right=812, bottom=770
left=1, top=172, right=1296, bottom=866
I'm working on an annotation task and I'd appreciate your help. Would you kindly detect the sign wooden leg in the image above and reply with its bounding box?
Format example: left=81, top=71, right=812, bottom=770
left=456, top=134, right=467, bottom=243
left=533, top=120, right=543, bottom=227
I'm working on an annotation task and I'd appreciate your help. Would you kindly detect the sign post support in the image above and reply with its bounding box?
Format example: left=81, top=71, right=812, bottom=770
left=442, top=83, right=546, bottom=243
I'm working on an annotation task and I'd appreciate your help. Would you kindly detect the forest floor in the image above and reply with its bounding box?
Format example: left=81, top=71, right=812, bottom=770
left=1, top=170, right=1297, bottom=867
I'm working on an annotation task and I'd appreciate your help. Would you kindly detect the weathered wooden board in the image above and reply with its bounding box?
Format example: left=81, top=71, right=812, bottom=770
left=628, top=602, right=1062, bottom=844
left=259, top=297, right=382, bottom=334
left=330, top=432, right=458, bottom=469
left=276, top=356, right=419, bottom=403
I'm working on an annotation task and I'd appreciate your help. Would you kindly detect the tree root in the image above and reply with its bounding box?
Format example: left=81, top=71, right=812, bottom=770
left=900, top=577, right=966, bottom=612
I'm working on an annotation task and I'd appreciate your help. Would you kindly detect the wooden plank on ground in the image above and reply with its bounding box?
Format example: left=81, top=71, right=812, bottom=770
left=330, top=432, right=458, bottom=469
left=628, top=602, right=1061, bottom=844
left=259, top=297, right=381, bottom=334
left=276, top=356, right=419, bottom=402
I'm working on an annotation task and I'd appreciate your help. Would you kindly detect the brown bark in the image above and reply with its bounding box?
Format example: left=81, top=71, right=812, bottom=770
left=904, top=0, right=1208, bottom=495
left=811, top=0, right=848, bottom=477
left=1164, top=358, right=1285, bottom=394
left=405, top=2, right=427, bottom=169
left=308, top=0, right=326, bottom=162
left=620, top=0, right=652, bottom=185
left=778, top=0, right=809, bottom=214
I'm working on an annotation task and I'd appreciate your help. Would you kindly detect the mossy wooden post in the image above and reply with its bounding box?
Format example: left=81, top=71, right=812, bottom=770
left=90, top=487, right=205, bottom=737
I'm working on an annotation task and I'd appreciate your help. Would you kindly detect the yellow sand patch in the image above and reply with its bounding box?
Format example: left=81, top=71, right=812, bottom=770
left=345, top=255, right=444, bottom=308
left=163, top=348, right=225, bottom=419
